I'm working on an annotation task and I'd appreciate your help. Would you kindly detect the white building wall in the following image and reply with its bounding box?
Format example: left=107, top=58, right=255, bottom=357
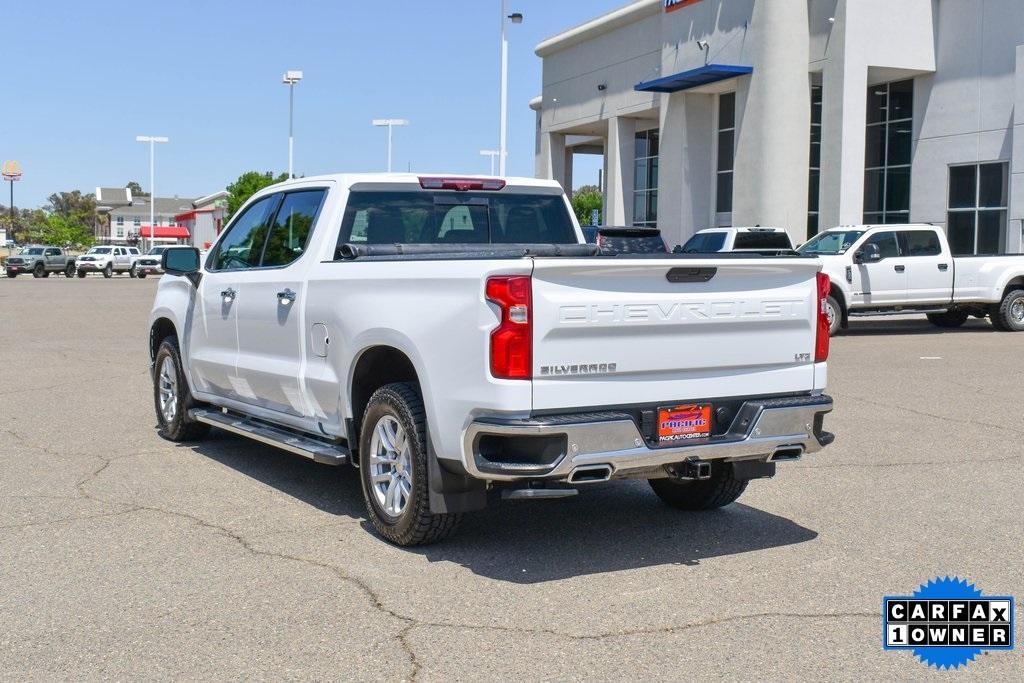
left=535, top=0, right=1022, bottom=250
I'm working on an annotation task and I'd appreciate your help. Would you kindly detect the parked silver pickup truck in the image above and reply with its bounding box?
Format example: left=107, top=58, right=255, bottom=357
left=4, top=246, right=77, bottom=278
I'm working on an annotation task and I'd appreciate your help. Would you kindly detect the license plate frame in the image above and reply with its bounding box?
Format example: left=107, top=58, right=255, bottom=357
left=657, top=404, right=712, bottom=445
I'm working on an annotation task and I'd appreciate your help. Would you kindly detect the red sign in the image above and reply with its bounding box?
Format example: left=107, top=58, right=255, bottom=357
left=657, top=404, right=712, bottom=443
left=664, top=0, right=702, bottom=13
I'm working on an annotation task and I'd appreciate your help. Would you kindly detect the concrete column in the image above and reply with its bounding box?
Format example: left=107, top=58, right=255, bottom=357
left=731, top=0, right=810, bottom=244
left=605, top=116, right=636, bottom=225
left=818, top=1, right=868, bottom=229
left=1009, top=44, right=1024, bottom=253
left=657, top=91, right=715, bottom=247
left=563, top=147, right=574, bottom=195
left=538, top=131, right=568, bottom=192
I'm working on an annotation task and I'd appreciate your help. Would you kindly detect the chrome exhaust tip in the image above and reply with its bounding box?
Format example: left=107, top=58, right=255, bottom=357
left=769, top=446, right=804, bottom=462
left=568, top=464, right=613, bottom=484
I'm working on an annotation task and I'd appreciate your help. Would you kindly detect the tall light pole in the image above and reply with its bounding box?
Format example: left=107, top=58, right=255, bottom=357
left=499, top=4, right=523, bottom=177
left=1, top=161, right=21, bottom=242
left=282, top=70, right=303, bottom=178
left=372, top=119, right=409, bottom=172
left=136, top=136, right=168, bottom=251
left=479, top=149, right=500, bottom=176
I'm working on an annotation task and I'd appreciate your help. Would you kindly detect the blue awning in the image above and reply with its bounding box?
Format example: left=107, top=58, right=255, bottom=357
left=634, top=64, right=753, bottom=93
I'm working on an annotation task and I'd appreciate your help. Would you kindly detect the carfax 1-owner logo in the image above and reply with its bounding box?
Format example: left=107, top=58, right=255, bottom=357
left=883, top=576, right=1015, bottom=669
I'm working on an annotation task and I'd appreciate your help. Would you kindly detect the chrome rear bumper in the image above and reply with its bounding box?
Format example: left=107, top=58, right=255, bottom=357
left=463, top=394, right=833, bottom=482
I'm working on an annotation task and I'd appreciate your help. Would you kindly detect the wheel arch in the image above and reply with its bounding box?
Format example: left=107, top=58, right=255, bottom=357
left=828, top=280, right=849, bottom=326
left=1000, top=275, right=1024, bottom=300
left=149, top=317, right=179, bottom=363
left=349, top=345, right=421, bottom=464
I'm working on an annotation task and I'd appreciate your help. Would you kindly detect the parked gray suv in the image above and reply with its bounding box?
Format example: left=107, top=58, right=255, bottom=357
left=5, top=246, right=77, bottom=278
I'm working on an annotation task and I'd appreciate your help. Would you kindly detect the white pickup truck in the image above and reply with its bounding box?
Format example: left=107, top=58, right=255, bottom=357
left=148, top=174, right=834, bottom=545
left=799, top=224, right=1024, bottom=334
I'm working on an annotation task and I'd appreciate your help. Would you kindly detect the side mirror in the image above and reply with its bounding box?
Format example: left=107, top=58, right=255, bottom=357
left=854, top=242, right=881, bottom=264
left=163, top=247, right=202, bottom=286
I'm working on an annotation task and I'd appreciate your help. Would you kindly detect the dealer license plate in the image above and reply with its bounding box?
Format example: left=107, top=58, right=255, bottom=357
left=657, top=404, right=712, bottom=444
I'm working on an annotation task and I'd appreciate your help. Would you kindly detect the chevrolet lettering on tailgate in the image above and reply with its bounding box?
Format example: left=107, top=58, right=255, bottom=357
left=558, top=299, right=806, bottom=324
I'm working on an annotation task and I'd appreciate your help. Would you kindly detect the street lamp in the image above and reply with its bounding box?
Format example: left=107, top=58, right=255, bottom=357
left=499, top=3, right=523, bottom=177
left=479, top=149, right=500, bottom=176
left=282, top=70, right=303, bottom=178
left=135, top=136, right=168, bottom=251
left=372, top=119, right=409, bottom=173
left=1, top=160, right=21, bottom=242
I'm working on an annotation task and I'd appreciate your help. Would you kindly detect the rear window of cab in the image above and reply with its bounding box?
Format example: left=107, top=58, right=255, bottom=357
left=336, top=190, right=577, bottom=247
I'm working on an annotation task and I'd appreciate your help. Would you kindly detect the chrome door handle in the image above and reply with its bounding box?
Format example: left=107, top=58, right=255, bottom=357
left=220, top=287, right=236, bottom=301
left=894, top=265, right=905, bottom=273
left=277, top=288, right=297, bottom=305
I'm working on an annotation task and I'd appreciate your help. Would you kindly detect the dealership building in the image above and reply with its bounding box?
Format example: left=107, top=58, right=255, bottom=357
left=531, top=0, right=1024, bottom=253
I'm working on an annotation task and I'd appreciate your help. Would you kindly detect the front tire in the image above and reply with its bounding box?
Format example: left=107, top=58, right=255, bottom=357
left=33, top=263, right=45, bottom=278
left=358, top=382, right=460, bottom=546
left=926, top=310, right=969, bottom=328
left=649, top=461, right=748, bottom=510
left=102, top=263, right=113, bottom=278
left=153, top=336, right=210, bottom=442
left=137, top=272, right=147, bottom=279
left=5, top=271, right=16, bottom=278
left=825, top=295, right=842, bottom=336
left=76, top=270, right=86, bottom=278
left=992, top=289, right=1024, bottom=332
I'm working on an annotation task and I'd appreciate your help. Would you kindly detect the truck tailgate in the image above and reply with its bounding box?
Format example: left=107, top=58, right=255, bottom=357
left=530, top=258, right=821, bottom=411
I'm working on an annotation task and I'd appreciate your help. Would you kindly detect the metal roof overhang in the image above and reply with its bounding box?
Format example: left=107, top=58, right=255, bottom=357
left=635, top=64, right=753, bottom=93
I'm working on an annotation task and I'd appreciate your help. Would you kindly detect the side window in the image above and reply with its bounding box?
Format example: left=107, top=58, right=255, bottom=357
left=863, top=231, right=901, bottom=259
left=209, top=195, right=280, bottom=271
left=261, top=189, right=327, bottom=267
left=901, top=230, right=941, bottom=257
left=45, top=248, right=59, bottom=256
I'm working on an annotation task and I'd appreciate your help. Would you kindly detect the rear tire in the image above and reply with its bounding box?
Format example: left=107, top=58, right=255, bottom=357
left=649, top=461, right=748, bottom=510
left=64, top=263, right=76, bottom=277
left=153, top=336, right=210, bottom=442
left=926, top=310, right=969, bottom=328
left=129, top=264, right=137, bottom=278
left=825, top=295, right=842, bottom=336
left=358, top=382, right=460, bottom=546
left=102, top=263, right=113, bottom=278
left=992, top=289, right=1024, bottom=332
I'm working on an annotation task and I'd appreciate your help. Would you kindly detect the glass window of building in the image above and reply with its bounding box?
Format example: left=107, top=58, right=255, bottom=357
left=947, top=162, right=1008, bottom=255
left=864, top=79, right=913, bottom=224
left=716, top=92, right=735, bottom=217
left=633, top=129, right=659, bottom=227
left=808, top=84, right=822, bottom=238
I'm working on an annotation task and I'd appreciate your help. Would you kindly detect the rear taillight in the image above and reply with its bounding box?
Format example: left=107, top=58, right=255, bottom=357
left=419, top=176, right=506, bottom=192
left=486, top=275, right=531, bottom=379
left=815, top=272, right=831, bottom=362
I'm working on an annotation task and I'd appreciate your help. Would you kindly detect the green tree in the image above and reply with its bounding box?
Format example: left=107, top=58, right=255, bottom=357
left=226, top=171, right=289, bottom=219
left=571, top=185, right=603, bottom=226
left=35, top=213, right=94, bottom=248
left=126, top=181, right=147, bottom=197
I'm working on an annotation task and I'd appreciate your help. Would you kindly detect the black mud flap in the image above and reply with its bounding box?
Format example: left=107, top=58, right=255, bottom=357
left=427, top=440, right=487, bottom=514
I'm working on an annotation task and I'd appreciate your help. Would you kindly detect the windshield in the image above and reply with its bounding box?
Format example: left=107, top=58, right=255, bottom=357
left=22, top=247, right=45, bottom=255
left=798, top=230, right=866, bottom=255
left=88, top=247, right=113, bottom=254
left=680, top=232, right=727, bottom=253
left=147, top=247, right=166, bottom=255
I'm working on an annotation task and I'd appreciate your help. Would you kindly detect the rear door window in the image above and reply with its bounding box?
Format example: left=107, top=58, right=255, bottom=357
left=336, top=190, right=576, bottom=249
left=900, top=230, right=941, bottom=257
left=261, top=189, right=327, bottom=267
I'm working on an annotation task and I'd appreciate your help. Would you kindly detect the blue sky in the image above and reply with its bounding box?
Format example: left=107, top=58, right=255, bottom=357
left=3, top=0, right=622, bottom=208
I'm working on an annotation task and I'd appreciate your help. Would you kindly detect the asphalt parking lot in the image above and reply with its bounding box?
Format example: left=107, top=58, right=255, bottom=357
left=1, top=277, right=1021, bottom=680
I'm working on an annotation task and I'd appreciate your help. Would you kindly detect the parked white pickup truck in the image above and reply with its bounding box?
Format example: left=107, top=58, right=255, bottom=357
left=679, top=227, right=795, bottom=254
left=148, top=174, right=834, bottom=545
left=799, top=224, right=1024, bottom=334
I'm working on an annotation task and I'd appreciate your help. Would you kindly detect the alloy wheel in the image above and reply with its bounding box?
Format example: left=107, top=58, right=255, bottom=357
left=158, top=356, right=178, bottom=423
left=368, top=415, right=412, bottom=517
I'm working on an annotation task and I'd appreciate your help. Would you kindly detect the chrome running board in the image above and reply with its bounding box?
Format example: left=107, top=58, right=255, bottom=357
left=190, top=408, right=349, bottom=466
